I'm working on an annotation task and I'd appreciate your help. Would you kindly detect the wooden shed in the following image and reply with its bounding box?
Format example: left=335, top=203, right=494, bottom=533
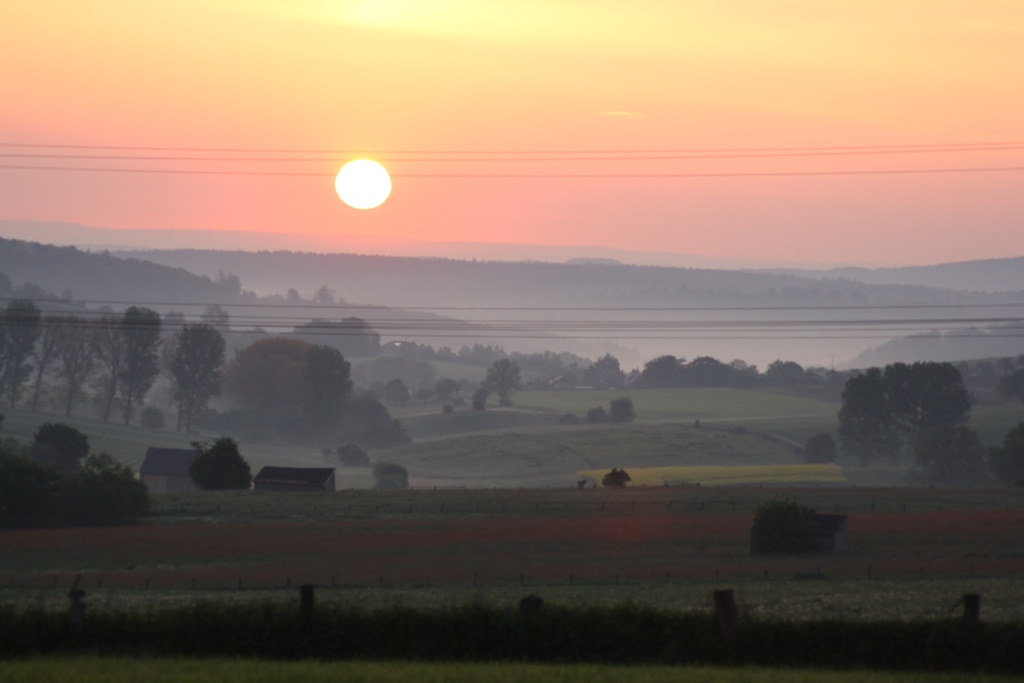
left=139, top=447, right=198, bottom=494
left=253, top=466, right=336, bottom=492
left=814, top=514, right=848, bottom=553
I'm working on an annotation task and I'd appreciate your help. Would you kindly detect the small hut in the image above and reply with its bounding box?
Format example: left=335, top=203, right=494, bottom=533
left=139, top=447, right=198, bottom=494
left=253, top=466, right=336, bottom=492
left=814, top=514, right=849, bottom=553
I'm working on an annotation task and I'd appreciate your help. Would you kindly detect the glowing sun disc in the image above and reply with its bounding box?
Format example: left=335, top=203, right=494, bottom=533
left=335, top=159, right=392, bottom=209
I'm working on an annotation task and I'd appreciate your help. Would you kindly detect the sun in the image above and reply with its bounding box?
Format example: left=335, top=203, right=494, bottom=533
left=335, top=159, right=392, bottom=209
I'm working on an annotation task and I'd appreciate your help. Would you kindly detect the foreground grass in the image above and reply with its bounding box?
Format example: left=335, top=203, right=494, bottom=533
left=0, top=658, right=1020, bottom=683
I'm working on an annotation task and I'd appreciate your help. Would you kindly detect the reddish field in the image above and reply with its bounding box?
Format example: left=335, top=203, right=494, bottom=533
left=4, top=509, right=1024, bottom=590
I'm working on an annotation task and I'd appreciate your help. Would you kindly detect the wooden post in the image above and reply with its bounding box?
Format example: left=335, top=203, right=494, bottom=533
left=713, top=589, right=739, bottom=638
left=962, top=594, right=980, bottom=629
left=300, top=584, right=315, bottom=634
left=69, top=588, right=86, bottom=644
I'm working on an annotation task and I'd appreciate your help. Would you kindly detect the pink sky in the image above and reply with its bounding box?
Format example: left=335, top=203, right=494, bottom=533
left=2, top=1, right=1023, bottom=266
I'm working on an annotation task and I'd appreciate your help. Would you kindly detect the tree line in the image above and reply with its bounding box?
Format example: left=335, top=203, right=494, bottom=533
left=836, top=361, right=1024, bottom=486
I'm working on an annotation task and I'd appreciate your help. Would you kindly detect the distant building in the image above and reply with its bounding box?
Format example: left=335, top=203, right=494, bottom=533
left=253, top=466, right=336, bottom=492
left=139, top=447, right=198, bottom=494
left=814, top=514, right=848, bottom=553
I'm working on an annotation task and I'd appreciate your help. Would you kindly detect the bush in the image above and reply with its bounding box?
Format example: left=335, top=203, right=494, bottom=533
left=609, top=397, right=635, bottom=423
left=140, top=406, right=165, bottom=430
left=59, top=453, right=150, bottom=525
left=1, top=448, right=149, bottom=528
left=189, top=438, right=252, bottom=490
left=31, top=423, right=89, bottom=473
left=750, top=499, right=819, bottom=555
left=601, top=468, right=631, bottom=488
left=585, top=406, right=610, bottom=424
left=804, top=433, right=836, bottom=464
left=335, top=444, right=369, bottom=467
left=373, top=461, right=409, bottom=490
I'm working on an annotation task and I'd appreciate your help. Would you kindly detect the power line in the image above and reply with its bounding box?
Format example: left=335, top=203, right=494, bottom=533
left=4, top=164, right=1024, bottom=178
left=5, top=144, right=1024, bottom=163
left=3, top=140, right=1023, bottom=154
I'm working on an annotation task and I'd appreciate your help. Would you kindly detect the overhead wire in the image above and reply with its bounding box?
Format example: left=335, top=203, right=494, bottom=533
left=2, top=139, right=1023, bottom=178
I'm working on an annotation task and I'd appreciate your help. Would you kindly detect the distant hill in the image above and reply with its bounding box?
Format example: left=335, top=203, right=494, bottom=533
left=3, top=234, right=1021, bottom=369
left=768, top=257, right=1024, bottom=293
left=0, top=237, right=244, bottom=306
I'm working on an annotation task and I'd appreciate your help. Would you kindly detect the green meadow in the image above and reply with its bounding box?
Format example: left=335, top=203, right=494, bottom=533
left=1, top=387, right=1020, bottom=489
left=1, top=659, right=1020, bottom=683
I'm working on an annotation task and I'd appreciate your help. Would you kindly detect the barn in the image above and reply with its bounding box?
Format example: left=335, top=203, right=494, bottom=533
left=139, top=447, right=198, bottom=494
left=253, top=466, right=336, bottom=492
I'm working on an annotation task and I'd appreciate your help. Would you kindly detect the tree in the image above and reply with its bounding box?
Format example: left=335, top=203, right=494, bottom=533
left=838, top=362, right=970, bottom=467
left=384, top=378, right=410, bottom=405
left=59, top=453, right=150, bottom=526
left=189, top=437, right=252, bottom=490
left=601, top=468, right=631, bottom=487
left=989, top=422, right=1024, bottom=486
left=225, top=337, right=311, bottom=415
left=638, top=355, right=683, bottom=388
left=472, top=388, right=490, bottom=411
left=750, top=499, right=819, bottom=555
left=608, top=397, right=635, bottom=423
left=434, top=378, right=460, bottom=402
left=582, top=353, right=625, bottom=389
left=334, top=444, right=369, bottom=467
left=199, top=305, right=230, bottom=330
left=884, top=362, right=971, bottom=453
left=484, top=358, right=522, bottom=406
left=52, top=316, right=96, bottom=417
left=0, top=448, right=59, bottom=527
left=32, top=422, right=90, bottom=473
left=373, top=461, right=409, bottom=490
left=997, top=369, right=1024, bottom=402
left=164, top=323, right=226, bottom=433
left=29, top=314, right=63, bottom=412
left=680, top=356, right=756, bottom=388
left=92, top=314, right=127, bottom=422
left=838, top=368, right=900, bottom=466
left=118, top=306, right=162, bottom=425
left=913, top=424, right=985, bottom=486
left=0, top=299, right=41, bottom=408
left=585, top=406, right=610, bottom=424
left=804, top=433, right=837, bottom=464
left=763, top=360, right=808, bottom=387
left=302, top=344, right=352, bottom=434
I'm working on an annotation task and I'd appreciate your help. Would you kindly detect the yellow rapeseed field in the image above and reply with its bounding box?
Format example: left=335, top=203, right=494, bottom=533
left=578, top=464, right=846, bottom=486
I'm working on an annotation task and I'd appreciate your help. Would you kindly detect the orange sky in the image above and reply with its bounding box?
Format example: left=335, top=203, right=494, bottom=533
left=2, top=0, right=1023, bottom=266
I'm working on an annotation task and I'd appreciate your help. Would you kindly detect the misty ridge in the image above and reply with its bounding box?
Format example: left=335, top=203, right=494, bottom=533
left=0, top=234, right=1022, bottom=371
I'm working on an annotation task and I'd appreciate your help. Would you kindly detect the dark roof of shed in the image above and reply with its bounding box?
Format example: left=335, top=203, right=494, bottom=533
left=140, top=447, right=197, bottom=477
left=254, top=466, right=336, bottom=485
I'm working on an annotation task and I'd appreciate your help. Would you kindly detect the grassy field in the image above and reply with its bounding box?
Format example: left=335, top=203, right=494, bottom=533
left=512, top=387, right=839, bottom=423
left=2, top=388, right=1020, bottom=490
left=578, top=464, right=847, bottom=486
left=4, top=487, right=1024, bottom=621
left=2, top=659, right=1021, bottom=683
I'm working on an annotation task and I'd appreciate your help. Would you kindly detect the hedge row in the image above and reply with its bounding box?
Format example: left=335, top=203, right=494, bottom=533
left=2, top=602, right=1022, bottom=672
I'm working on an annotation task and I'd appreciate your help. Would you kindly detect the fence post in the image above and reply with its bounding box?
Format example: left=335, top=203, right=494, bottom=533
left=713, top=589, right=739, bottom=638
left=300, top=584, right=315, bottom=634
left=962, top=594, right=980, bottom=629
left=69, top=588, right=86, bottom=645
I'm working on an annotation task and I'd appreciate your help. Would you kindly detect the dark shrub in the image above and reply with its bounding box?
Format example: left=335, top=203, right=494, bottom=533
left=609, top=397, right=635, bottom=423
left=602, top=468, right=631, bottom=488
left=750, top=499, right=819, bottom=555
left=373, top=461, right=408, bottom=490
